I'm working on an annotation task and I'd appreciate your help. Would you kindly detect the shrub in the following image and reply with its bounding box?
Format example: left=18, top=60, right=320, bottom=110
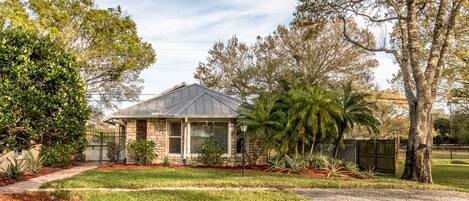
left=41, top=144, right=73, bottom=167
left=107, top=141, right=120, bottom=162
left=361, top=166, right=376, bottom=178
left=197, top=140, right=224, bottom=167
left=25, top=150, right=44, bottom=173
left=341, top=160, right=359, bottom=174
left=127, top=140, right=156, bottom=165
left=284, top=155, right=307, bottom=174
left=267, top=156, right=286, bottom=172
left=1, top=157, right=25, bottom=179
left=325, top=159, right=345, bottom=178
left=305, top=153, right=329, bottom=169
left=0, top=29, right=90, bottom=154
left=162, top=155, right=171, bottom=167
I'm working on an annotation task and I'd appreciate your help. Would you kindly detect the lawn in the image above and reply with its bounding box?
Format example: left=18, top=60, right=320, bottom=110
left=54, top=190, right=306, bottom=201
left=44, top=166, right=449, bottom=191
left=396, top=158, right=469, bottom=192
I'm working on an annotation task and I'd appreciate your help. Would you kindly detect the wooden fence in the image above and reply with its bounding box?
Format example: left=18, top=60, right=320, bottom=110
left=334, top=138, right=398, bottom=174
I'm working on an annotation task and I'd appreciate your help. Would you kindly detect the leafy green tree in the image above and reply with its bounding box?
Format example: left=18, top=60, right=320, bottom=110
left=237, top=95, right=283, bottom=160
left=0, top=29, right=90, bottom=153
left=295, top=0, right=465, bottom=183
left=0, top=0, right=156, bottom=115
left=195, top=23, right=378, bottom=100
left=288, top=86, right=342, bottom=155
left=333, top=83, right=380, bottom=158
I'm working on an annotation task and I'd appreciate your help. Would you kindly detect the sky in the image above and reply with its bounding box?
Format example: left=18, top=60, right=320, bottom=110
left=96, top=0, right=399, bottom=111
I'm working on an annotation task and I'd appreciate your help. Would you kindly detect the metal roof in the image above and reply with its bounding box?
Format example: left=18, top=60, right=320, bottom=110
left=107, top=83, right=243, bottom=119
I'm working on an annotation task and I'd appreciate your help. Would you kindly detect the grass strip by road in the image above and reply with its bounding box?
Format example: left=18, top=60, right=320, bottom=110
left=53, top=189, right=306, bottom=201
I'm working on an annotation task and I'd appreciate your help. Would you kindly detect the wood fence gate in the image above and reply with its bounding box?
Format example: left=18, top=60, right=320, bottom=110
left=335, top=138, right=398, bottom=174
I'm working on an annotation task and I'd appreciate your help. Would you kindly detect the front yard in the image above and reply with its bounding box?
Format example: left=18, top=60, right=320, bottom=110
left=43, top=162, right=466, bottom=191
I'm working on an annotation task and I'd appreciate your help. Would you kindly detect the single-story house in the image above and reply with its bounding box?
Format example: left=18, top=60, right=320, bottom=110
left=105, top=83, right=266, bottom=166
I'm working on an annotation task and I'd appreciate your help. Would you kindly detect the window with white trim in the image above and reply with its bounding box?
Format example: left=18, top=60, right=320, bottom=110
left=169, top=121, right=182, bottom=154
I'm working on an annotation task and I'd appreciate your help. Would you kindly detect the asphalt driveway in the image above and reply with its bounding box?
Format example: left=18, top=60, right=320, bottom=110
left=293, top=188, right=469, bottom=201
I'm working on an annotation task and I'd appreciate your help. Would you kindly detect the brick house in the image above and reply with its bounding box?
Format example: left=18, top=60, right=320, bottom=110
left=105, top=83, right=266, bottom=166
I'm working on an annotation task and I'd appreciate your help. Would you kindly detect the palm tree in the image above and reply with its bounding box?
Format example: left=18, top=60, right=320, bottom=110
left=237, top=95, right=283, bottom=160
left=333, top=83, right=380, bottom=158
left=288, top=86, right=342, bottom=155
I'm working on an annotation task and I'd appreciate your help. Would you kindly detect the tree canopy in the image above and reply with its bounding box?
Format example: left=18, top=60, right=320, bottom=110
left=195, top=22, right=378, bottom=101
left=295, top=0, right=465, bottom=183
left=0, top=0, right=156, bottom=117
left=0, top=29, right=90, bottom=153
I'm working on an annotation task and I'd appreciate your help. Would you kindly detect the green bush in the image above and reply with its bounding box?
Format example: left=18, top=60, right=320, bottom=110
left=162, top=155, right=171, bottom=167
left=267, top=156, right=286, bottom=172
left=197, top=140, right=224, bottom=167
left=0, top=29, right=90, bottom=153
left=1, top=157, right=25, bottom=179
left=341, top=160, right=359, bottom=174
left=107, top=141, right=120, bottom=162
left=305, top=153, right=329, bottom=169
left=361, top=166, right=376, bottom=178
left=127, top=140, right=156, bottom=165
left=41, top=144, right=73, bottom=167
left=325, top=159, right=345, bottom=178
left=25, top=150, right=44, bottom=173
left=284, top=155, right=307, bottom=174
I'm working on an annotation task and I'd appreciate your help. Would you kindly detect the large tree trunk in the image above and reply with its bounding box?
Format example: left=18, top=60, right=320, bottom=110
left=401, top=98, right=433, bottom=183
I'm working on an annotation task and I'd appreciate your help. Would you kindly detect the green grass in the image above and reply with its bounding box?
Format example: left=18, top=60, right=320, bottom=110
left=396, top=158, right=469, bottom=192
left=56, top=190, right=305, bottom=201
left=43, top=167, right=448, bottom=191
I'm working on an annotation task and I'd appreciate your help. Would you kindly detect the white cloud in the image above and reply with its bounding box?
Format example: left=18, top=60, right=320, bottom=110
left=96, top=0, right=399, bottom=111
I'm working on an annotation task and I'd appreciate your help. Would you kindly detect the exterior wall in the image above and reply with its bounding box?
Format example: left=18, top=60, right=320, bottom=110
left=0, top=147, right=40, bottom=170
left=124, top=118, right=266, bottom=166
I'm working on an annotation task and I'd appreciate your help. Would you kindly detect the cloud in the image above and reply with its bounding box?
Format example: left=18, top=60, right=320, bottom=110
left=95, top=0, right=398, bottom=111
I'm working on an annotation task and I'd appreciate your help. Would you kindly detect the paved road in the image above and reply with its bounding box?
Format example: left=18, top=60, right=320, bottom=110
left=293, top=188, right=469, bottom=201
left=0, top=163, right=97, bottom=194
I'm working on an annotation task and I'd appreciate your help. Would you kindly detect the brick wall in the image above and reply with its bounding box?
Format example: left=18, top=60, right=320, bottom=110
left=124, top=118, right=266, bottom=166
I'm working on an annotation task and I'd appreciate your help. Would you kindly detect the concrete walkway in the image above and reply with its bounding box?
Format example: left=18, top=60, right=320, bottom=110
left=293, top=188, right=469, bottom=201
left=0, top=163, right=97, bottom=194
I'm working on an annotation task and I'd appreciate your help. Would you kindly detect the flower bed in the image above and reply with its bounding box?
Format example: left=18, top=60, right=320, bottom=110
left=0, top=167, right=64, bottom=187
left=97, top=163, right=364, bottom=179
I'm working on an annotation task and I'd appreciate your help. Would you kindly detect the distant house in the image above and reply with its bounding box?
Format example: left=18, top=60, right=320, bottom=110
left=105, top=83, right=266, bottom=166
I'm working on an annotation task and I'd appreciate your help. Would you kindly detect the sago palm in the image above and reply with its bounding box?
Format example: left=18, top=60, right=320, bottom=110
left=237, top=95, right=282, bottom=155
left=288, top=86, right=342, bottom=155
left=333, top=83, right=380, bottom=158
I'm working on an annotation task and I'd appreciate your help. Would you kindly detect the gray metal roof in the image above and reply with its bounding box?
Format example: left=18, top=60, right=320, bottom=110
left=108, top=83, right=243, bottom=119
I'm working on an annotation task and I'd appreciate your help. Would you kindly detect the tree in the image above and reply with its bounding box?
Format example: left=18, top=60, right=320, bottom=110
left=333, top=83, right=379, bottom=158
left=195, top=36, right=254, bottom=102
left=195, top=23, right=378, bottom=100
left=0, top=29, right=90, bottom=153
left=372, top=90, right=409, bottom=139
left=0, top=0, right=156, bottom=115
left=288, top=86, right=342, bottom=155
left=295, top=0, right=465, bottom=183
left=237, top=95, right=282, bottom=163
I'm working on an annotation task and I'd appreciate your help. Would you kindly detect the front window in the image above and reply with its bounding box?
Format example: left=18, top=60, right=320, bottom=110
left=169, top=121, right=182, bottom=154
left=136, top=120, right=147, bottom=140
left=190, top=121, right=228, bottom=153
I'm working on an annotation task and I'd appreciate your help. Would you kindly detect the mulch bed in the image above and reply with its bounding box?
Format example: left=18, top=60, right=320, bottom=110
left=0, top=167, right=62, bottom=187
left=97, top=163, right=363, bottom=179
left=0, top=192, right=80, bottom=201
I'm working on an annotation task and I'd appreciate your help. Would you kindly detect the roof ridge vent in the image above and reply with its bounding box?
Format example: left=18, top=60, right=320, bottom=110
left=159, top=82, right=187, bottom=96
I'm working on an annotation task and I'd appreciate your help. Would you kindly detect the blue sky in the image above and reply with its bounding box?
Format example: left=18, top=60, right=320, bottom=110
left=96, top=0, right=399, bottom=110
